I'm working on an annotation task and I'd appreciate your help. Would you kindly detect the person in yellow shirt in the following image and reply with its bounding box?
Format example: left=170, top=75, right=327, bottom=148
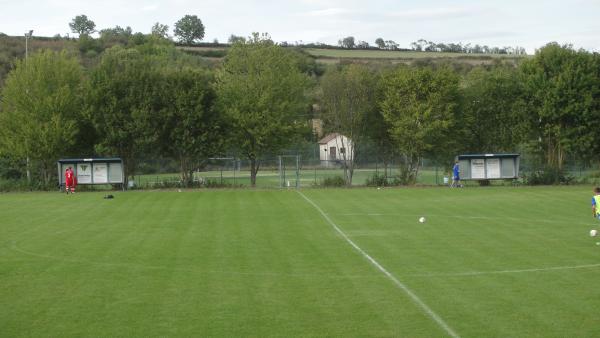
left=592, top=187, right=600, bottom=219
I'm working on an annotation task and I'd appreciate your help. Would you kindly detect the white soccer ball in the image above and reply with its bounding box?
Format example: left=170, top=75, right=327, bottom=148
left=419, top=217, right=426, bottom=223
left=590, top=229, right=597, bottom=237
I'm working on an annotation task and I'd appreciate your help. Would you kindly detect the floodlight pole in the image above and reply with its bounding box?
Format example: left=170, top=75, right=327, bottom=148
left=24, top=30, right=33, bottom=183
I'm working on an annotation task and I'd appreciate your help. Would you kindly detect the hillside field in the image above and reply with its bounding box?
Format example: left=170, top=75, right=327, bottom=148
left=303, top=48, right=526, bottom=60
left=177, top=45, right=526, bottom=64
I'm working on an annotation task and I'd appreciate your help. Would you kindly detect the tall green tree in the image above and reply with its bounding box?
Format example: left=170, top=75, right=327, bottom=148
left=461, top=65, right=526, bottom=153
left=338, top=36, right=355, bottom=49
left=86, top=45, right=168, bottom=184
left=379, top=66, right=460, bottom=183
left=173, top=15, right=205, bottom=44
left=155, top=67, right=225, bottom=185
left=367, top=78, right=398, bottom=179
left=0, top=50, right=85, bottom=183
left=69, top=14, right=96, bottom=36
left=584, top=54, right=600, bottom=164
left=520, top=43, right=600, bottom=169
left=215, top=34, right=311, bottom=186
left=151, top=22, right=169, bottom=39
left=320, top=64, right=378, bottom=185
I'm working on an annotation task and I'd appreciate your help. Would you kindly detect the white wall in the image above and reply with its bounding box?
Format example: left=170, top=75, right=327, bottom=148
left=319, top=134, right=353, bottom=163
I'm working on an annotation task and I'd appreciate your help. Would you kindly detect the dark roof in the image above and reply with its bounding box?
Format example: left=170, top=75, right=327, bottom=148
left=318, top=133, right=341, bottom=144
left=57, top=158, right=122, bottom=163
left=457, top=154, right=520, bottom=160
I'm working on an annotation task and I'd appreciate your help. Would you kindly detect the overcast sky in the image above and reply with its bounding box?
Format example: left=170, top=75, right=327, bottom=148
left=1, top=0, right=599, bottom=53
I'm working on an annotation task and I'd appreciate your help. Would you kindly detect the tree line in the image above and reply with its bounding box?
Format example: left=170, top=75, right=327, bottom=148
left=0, top=30, right=598, bottom=188
left=67, top=13, right=528, bottom=56
left=333, top=36, right=526, bottom=55
left=68, top=14, right=206, bottom=44
left=310, top=42, right=599, bottom=185
left=408, top=38, right=527, bottom=55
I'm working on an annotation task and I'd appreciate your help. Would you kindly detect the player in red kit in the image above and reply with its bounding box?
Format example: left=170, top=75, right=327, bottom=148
left=65, top=167, right=74, bottom=194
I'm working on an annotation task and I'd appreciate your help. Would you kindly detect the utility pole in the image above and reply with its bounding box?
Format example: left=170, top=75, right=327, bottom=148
left=25, top=30, right=33, bottom=183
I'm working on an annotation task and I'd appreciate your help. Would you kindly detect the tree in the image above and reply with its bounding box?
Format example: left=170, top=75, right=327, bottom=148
left=375, top=38, right=385, bottom=49
left=338, top=36, right=355, bottom=49
left=98, top=26, right=133, bottom=48
left=519, top=43, right=600, bottom=170
left=173, top=15, right=205, bottom=44
left=69, top=14, right=96, bottom=36
left=215, top=34, right=312, bottom=186
left=460, top=65, right=526, bottom=154
left=228, top=34, right=246, bottom=44
left=367, top=75, right=398, bottom=180
left=86, top=45, right=169, bottom=185
left=357, top=40, right=370, bottom=49
left=379, top=66, right=460, bottom=184
left=155, top=67, right=225, bottom=185
left=385, top=40, right=399, bottom=50
left=0, top=50, right=85, bottom=183
left=151, top=22, right=169, bottom=39
left=320, top=64, right=378, bottom=185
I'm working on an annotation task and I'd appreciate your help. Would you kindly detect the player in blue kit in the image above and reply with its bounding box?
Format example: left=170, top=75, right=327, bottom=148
left=451, top=160, right=461, bottom=187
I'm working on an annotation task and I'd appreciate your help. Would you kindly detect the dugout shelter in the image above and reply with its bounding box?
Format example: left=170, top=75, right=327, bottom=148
left=457, top=154, right=520, bottom=181
left=57, top=158, right=125, bottom=190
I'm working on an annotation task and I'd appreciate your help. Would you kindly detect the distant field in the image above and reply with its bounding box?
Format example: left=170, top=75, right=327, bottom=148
left=303, top=48, right=526, bottom=60
left=178, top=46, right=227, bottom=52
left=1, top=186, right=599, bottom=337
left=177, top=46, right=527, bottom=62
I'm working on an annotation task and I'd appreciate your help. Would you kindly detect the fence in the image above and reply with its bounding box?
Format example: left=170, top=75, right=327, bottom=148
left=2, top=154, right=599, bottom=192
left=128, top=157, right=496, bottom=189
left=127, top=154, right=600, bottom=190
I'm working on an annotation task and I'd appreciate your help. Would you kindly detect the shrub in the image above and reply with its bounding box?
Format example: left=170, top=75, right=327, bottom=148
left=0, top=179, right=57, bottom=192
left=320, top=175, right=346, bottom=187
left=366, top=173, right=402, bottom=187
left=366, top=173, right=387, bottom=187
left=202, top=178, right=242, bottom=188
left=523, top=167, right=574, bottom=185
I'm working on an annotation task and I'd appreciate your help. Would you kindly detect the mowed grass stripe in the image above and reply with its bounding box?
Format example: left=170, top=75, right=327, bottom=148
left=302, top=186, right=600, bottom=337
left=1, top=190, right=448, bottom=337
left=297, top=190, right=461, bottom=338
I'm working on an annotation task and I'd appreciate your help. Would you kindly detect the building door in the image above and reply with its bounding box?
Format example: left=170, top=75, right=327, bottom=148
left=329, top=146, right=336, bottom=160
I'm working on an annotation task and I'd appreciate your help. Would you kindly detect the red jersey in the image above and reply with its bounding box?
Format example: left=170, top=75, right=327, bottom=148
left=65, top=169, right=74, bottom=185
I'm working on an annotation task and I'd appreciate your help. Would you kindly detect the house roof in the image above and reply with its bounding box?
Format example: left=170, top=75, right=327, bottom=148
left=318, top=133, right=341, bottom=144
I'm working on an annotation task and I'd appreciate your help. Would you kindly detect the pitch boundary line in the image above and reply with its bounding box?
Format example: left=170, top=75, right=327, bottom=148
left=296, top=191, right=460, bottom=338
left=332, top=213, right=588, bottom=225
left=407, top=263, right=600, bottom=277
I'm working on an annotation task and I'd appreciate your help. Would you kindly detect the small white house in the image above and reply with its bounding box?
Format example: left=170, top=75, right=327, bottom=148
left=318, top=133, right=353, bottom=167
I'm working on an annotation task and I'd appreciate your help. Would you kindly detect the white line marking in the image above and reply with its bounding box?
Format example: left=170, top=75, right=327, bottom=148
left=409, top=263, right=600, bottom=277
left=332, top=213, right=592, bottom=226
left=297, top=191, right=460, bottom=338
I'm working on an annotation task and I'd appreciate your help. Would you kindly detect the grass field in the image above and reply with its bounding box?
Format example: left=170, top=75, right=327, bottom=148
left=2, top=186, right=600, bottom=337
